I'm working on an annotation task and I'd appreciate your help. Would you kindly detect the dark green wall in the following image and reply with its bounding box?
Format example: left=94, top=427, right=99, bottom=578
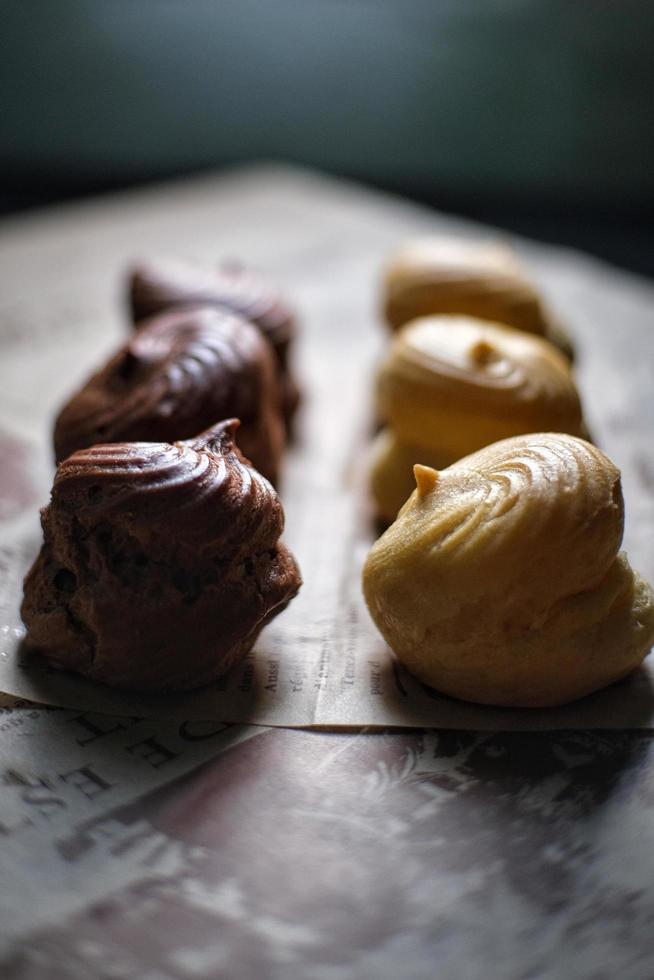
left=1, top=1, right=653, bottom=209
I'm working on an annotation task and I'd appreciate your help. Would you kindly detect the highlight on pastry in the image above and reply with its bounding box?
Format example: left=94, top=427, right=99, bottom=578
left=22, top=420, right=302, bottom=692
left=370, top=315, right=586, bottom=523
left=128, top=257, right=301, bottom=431
left=382, top=237, right=574, bottom=360
left=363, top=433, right=654, bottom=708
left=54, top=306, right=285, bottom=486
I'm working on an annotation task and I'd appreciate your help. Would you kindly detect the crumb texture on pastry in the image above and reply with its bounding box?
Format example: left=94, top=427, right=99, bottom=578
left=22, top=420, right=301, bottom=691
left=363, top=433, right=654, bottom=707
left=54, top=306, right=285, bottom=485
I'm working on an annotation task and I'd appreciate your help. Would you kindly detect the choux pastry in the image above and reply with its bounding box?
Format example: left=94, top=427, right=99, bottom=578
left=363, top=433, right=654, bottom=708
left=371, top=316, right=586, bottom=523
left=22, top=420, right=302, bottom=692
left=382, top=237, right=574, bottom=360
left=128, top=257, right=301, bottom=433
left=53, top=306, right=285, bottom=486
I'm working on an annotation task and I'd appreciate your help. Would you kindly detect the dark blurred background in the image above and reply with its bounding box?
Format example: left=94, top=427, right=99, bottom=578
left=1, top=1, right=652, bottom=275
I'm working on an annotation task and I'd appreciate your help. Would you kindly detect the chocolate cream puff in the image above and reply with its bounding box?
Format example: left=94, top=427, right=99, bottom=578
left=363, top=433, right=654, bottom=708
left=128, top=257, right=301, bottom=431
left=382, top=237, right=574, bottom=360
left=54, top=306, right=284, bottom=486
left=370, top=316, right=586, bottom=523
left=22, top=420, right=301, bottom=691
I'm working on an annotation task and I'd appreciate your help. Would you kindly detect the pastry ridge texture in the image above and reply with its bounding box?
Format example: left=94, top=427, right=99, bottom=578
left=363, top=433, right=654, bottom=707
left=128, top=257, right=301, bottom=429
left=22, top=420, right=302, bottom=692
left=382, top=237, right=574, bottom=359
left=54, top=306, right=285, bottom=486
left=370, top=316, right=586, bottom=523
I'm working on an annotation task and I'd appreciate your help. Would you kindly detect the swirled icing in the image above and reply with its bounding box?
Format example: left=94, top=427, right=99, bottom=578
left=129, top=257, right=296, bottom=349
left=382, top=237, right=573, bottom=358
left=54, top=420, right=279, bottom=553
left=21, top=420, right=301, bottom=691
left=370, top=317, right=586, bottom=522
left=128, top=258, right=301, bottom=429
left=54, top=306, right=284, bottom=484
left=378, top=317, right=583, bottom=453
left=363, top=433, right=654, bottom=707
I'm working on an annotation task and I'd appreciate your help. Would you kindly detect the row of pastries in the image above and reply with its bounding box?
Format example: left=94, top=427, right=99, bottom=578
left=18, top=237, right=654, bottom=709
left=21, top=260, right=303, bottom=690
left=362, top=238, right=654, bottom=707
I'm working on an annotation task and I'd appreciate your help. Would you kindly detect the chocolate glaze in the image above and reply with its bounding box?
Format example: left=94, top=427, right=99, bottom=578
left=22, top=420, right=302, bottom=691
left=54, top=307, right=284, bottom=486
left=128, top=258, right=301, bottom=430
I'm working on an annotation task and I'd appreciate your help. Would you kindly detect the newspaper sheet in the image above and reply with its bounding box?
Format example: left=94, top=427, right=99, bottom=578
left=0, top=166, right=653, bottom=730
left=0, top=693, right=263, bottom=953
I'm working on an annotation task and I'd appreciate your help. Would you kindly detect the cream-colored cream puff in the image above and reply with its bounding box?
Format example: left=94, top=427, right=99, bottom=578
left=363, top=433, right=654, bottom=708
left=370, top=316, right=586, bottom=523
left=382, top=237, right=574, bottom=360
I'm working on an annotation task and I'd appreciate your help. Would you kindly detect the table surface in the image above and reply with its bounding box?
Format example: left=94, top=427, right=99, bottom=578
left=0, top=165, right=653, bottom=980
